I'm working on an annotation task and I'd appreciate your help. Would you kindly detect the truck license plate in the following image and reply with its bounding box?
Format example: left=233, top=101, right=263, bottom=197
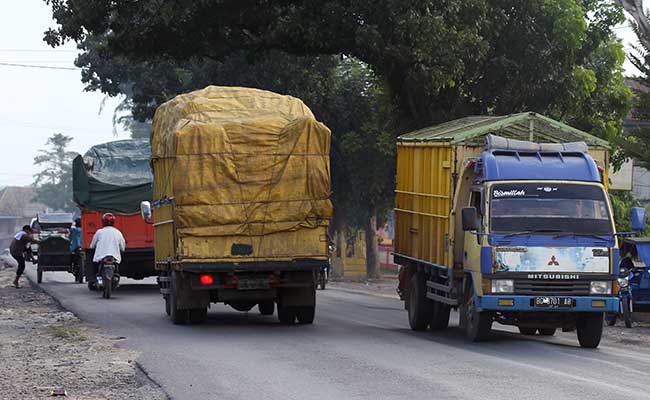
left=237, top=278, right=270, bottom=290
left=534, top=296, right=574, bottom=308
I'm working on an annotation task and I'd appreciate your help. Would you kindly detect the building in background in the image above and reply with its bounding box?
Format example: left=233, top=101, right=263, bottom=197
left=0, top=186, right=47, bottom=249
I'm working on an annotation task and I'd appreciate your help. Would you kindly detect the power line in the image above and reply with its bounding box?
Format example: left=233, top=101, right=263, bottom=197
left=0, top=62, right=81, bottom=71
left=0, top=49, right=77, bottom=53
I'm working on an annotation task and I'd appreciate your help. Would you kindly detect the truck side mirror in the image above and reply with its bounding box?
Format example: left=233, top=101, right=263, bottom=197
left=462, top=207, right=478, bottom=231
left=140, top=201, right=153, bottom=224
left=631, top=207, right=646, bottom=232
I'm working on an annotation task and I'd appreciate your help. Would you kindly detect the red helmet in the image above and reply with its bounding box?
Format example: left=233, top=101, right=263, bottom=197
left=102, top=213, right=116, bottom=227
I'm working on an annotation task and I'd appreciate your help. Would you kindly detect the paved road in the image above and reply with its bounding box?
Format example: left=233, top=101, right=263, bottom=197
left=26, top=266, right=650, bottom=400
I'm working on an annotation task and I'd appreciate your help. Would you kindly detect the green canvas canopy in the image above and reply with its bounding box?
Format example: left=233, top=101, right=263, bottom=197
left=73, top=138, right=153, bottom=214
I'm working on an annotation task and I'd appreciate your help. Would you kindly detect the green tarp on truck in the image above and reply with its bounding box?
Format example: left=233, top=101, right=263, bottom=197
left=72, top=138, right=153, bottom=214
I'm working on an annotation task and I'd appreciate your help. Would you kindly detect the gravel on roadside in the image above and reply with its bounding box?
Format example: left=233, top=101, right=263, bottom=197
left=0, top=268, right=167, bottom=400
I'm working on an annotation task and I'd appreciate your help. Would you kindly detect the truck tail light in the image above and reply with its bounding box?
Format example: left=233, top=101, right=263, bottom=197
left=199, top=274, right=214, bottom=286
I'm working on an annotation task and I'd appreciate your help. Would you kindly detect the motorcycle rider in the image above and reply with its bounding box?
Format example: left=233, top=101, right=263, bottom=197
left=90, top=213, right=125, bottom=287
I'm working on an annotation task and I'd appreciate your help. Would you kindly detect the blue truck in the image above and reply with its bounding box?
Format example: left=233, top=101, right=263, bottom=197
left=394, top=113, right=618, bottom=348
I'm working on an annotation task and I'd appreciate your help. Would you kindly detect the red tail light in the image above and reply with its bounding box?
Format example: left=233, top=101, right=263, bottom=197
left=199, top=274, right=214, bottom=286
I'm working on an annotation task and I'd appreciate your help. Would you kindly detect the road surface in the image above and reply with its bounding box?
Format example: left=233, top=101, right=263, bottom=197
left=26, top=266, right=650, bottom=400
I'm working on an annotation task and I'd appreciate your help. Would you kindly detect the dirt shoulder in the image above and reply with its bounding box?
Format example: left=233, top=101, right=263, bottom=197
left=0, top=268, right=167, bottom=400
left=328, top=277, right=400, bottom=299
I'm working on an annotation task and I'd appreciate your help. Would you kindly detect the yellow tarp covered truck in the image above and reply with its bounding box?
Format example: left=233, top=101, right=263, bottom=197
left=143, top=86, right=332, bottom=324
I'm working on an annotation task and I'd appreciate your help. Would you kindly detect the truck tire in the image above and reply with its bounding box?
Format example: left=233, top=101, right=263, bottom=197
left=296, top=306, right=315, bottom=324
left=622, top=298, right=633, bottom=328
left=605, top=313, right=617, bottom=326
left=278, top=305, right=296, bottom=324
left=164, top=296, right=171, bottom=316
left=519, top=327, right=537, bottom=335
left=576, top=313, right=603, bottom=348
left=464, top=282, right=492, bottom=342
left=258, top=301, right=275, bottom=316
left=189, top=308, right=207, bottom=324
left=538, top=328, right=556, bottom=336
left=37, top=268, right=43, bottom=284
left=169, top=272, right=188, bottom=325
left=430, top=301, right=451, bottom=331
left=408, top=272, right=434, bottom=331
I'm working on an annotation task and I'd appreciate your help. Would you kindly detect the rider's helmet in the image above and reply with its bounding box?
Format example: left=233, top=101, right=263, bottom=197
left=102, top=213, right=116, bottom=227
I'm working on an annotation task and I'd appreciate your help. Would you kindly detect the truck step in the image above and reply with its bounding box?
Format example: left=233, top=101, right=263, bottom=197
left=426, top=292, right=459, bottom=306
left=426, top=281, right=452, bottom=293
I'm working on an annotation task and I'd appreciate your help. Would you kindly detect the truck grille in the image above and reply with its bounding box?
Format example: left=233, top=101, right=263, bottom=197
left=514, top=280, right=590, bottom=296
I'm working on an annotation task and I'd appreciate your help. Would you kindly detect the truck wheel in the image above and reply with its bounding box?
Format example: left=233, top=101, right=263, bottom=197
left=277, top=305, right=296, bottom=324
left=258, top=301, right=275, bottom=315
left=605, top=313, right=617, bottom=326
left=189, top=308, right=207, bottom=324
left=538, top=328, right=556, bottom=336
left=407, top=272, right=433, bottom=331
left=164, top=296, right=171, bottom=316
left=576, top=313, right=603, bottom=348
left=296, top=306, right=315, bottom=324
left=169, top=273, right=188, bottom=325
left=464, top=283, right=492, bottom=342
left=430, top=301, right=451, bottom=331
left=37, top=268, right=43, bottom=284
left=518, top=327, right=537, bottom=335
left=74, top=269, right=83, bottom=283
left=622, top=298, right=633, bottom=328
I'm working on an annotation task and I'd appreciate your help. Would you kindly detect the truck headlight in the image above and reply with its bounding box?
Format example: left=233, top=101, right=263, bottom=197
left=491, top=279, right=514, bottom=293
left=590, top=281, right=612, bottom=295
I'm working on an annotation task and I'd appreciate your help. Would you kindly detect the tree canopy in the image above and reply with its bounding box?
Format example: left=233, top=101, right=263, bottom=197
left=46, top=0, right=631, bottom=135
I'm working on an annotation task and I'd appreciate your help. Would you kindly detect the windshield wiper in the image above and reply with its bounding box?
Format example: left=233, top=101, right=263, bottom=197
left=552, top=232, right=612, bottom=240
left=503, top=229, right=563, bottom=238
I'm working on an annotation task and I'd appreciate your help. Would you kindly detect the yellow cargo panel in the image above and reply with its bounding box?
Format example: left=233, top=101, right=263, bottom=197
left=150, top=86, right=332, bottom=263
left=394, top=143, right=453, bottom=266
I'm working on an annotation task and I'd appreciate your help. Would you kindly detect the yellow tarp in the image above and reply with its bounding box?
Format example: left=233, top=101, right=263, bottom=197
left=150, top=86, right=332, bottom=238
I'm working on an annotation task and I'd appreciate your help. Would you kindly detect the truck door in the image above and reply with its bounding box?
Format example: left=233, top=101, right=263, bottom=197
left=463, top=190, right=484, bottom=274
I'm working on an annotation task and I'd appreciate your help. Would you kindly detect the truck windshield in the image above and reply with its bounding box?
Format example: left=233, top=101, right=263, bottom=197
left=490, top=183, right=613, bottom=235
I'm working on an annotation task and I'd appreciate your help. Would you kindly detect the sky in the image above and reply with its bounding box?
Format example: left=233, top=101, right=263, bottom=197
left=0, top=0, right=125, bottom=187
left=0, top=1, right=643, bottom=187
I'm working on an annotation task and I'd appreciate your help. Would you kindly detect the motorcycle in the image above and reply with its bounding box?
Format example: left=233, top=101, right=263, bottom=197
left=96, top=255, right=120, bottom=299
left=606, top=266, right=634, bottom=328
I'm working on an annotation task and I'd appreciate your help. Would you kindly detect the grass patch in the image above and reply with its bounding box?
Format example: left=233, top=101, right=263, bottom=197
left=48, top=325, right=87, bottom=341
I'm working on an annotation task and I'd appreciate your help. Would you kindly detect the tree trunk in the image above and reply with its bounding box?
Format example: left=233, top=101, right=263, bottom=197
left=330, top=208, right=345, bottom=278
left=365, top=205, right=380, bottom=279
left=618, top=1, right=650, bottom=53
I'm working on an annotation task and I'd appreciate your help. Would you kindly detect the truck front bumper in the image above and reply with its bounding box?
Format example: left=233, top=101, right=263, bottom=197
left=478, top=295, right=618, bottom=313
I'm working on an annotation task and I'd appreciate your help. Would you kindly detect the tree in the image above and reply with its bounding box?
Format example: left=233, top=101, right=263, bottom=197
left=613, top=1, right=650, bottom=168
left=33, top=133, right=77, bottom=212
left=44, top=1, right=630, bottom=134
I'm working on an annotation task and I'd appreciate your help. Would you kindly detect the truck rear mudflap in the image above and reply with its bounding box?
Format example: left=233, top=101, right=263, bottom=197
left=478, top=295, right=618, bottom=313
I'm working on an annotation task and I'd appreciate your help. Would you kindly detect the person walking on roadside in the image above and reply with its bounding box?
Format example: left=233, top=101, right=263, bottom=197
left=10, top=225, right=39, bottom=288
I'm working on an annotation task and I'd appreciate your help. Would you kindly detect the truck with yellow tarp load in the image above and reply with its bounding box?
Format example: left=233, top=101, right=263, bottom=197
left=394, top=113, right=619, bottom=348
left=140, top=86, right=332, bottom=325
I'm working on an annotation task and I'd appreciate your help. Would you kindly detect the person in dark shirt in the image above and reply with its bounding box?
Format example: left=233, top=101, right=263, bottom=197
left=10, top=225, right=39, bottom=288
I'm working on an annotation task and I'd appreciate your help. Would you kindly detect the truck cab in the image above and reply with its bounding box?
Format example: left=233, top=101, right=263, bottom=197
left=455, top=138, right=617, bottom=345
